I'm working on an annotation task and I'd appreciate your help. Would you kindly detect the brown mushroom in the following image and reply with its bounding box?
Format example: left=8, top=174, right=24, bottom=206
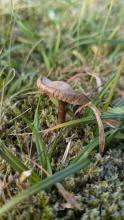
left=37, top=76, right=105, bottom=154
left=37, top=75, right=90, bottom=123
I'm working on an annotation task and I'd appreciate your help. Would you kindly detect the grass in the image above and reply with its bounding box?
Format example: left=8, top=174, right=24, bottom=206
left=0, top=0, right=124, bottom=219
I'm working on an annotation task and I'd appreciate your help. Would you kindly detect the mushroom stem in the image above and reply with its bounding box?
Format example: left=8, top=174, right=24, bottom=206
left=58, top=100, right=65, bottom=123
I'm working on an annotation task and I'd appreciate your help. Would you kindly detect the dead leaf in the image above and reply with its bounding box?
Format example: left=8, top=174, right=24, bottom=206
left=56, top=183, right=81, bottom=210
left=76, top=103, right=105, bottom=154
left=19, top=170, right=32, bottom=183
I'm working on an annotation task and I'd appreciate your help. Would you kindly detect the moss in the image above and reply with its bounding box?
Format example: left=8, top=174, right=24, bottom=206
left=0, top=1, right=124, bottom=219
left=49, top=150, right=124, bottom=219
left=9, top=192, right=53, bottom=220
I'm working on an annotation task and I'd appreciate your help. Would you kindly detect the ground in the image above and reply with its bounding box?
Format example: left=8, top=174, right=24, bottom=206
left=0, top=0, right=124, bottom=219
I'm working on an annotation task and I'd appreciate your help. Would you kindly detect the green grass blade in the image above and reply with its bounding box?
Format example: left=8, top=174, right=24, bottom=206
left=49, top=130, right=63, bottom=159
left=0, top=140, right=40, bottom=183
left=73, top=130, right=118, bottom=163
left=98, top=74, right=115, bottom=100
left=105, top=57, right=124, bottom=109
left=0, top=157, right=90, bottom=217
left=102, top=107, right=124, bottom=119
left=0, top=45, right=25, bottom=59
left=7, top=72, right=33, bottom=96
left=16, top=19, right=35, bottom=42
left=40, top=48, right=51, bottom=71
left=113, top=98, right=124, bottom=107
left=54, top=28, right=61, bottom=54
left=33, top=103, right=52, bottom=175
left=44, top=107, right=124, bottom=132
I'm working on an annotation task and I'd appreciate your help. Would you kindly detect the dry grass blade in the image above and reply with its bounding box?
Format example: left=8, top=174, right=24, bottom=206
left=56, top=183, right=81, bottom=210
left=67, top=67, right=103, bottom=92
left=61, top=137, right=72, bottom=164
left=104, top=119, right=119, bottom=128
left=75, top=103, right=105, bottom=153
left=19, top=170, right=32, bottom=183
left=26, top=156, right=80, bottom=208
left=88, top=104, right=105, bottom=153
left=42, top=123, right=68, bottom=134
left=2, top=69, right=16, bottom=90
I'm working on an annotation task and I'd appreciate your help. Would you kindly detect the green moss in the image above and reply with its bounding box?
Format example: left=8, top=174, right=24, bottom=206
left=0, top=1, right=124, bottom=219
left=9, top=192, right=53, bottom=220
left=49, top=150, right=124, bottom=219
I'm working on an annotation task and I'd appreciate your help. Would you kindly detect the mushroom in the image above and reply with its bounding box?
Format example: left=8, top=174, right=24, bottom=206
left=37, top=75, right=90, bottom=123
left=37, top=75, right=105, bottom=154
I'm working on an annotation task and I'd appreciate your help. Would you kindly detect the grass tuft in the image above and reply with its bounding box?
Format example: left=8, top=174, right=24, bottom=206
left=0, top=0, right=124, bottom=218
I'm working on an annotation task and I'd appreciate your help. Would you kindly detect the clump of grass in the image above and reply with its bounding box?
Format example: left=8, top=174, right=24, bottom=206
left=0, top=0, right=124, bottom=218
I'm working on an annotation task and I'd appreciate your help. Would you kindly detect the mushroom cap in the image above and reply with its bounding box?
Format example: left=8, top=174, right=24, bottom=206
left=37, top=76, right=90, bottom=105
